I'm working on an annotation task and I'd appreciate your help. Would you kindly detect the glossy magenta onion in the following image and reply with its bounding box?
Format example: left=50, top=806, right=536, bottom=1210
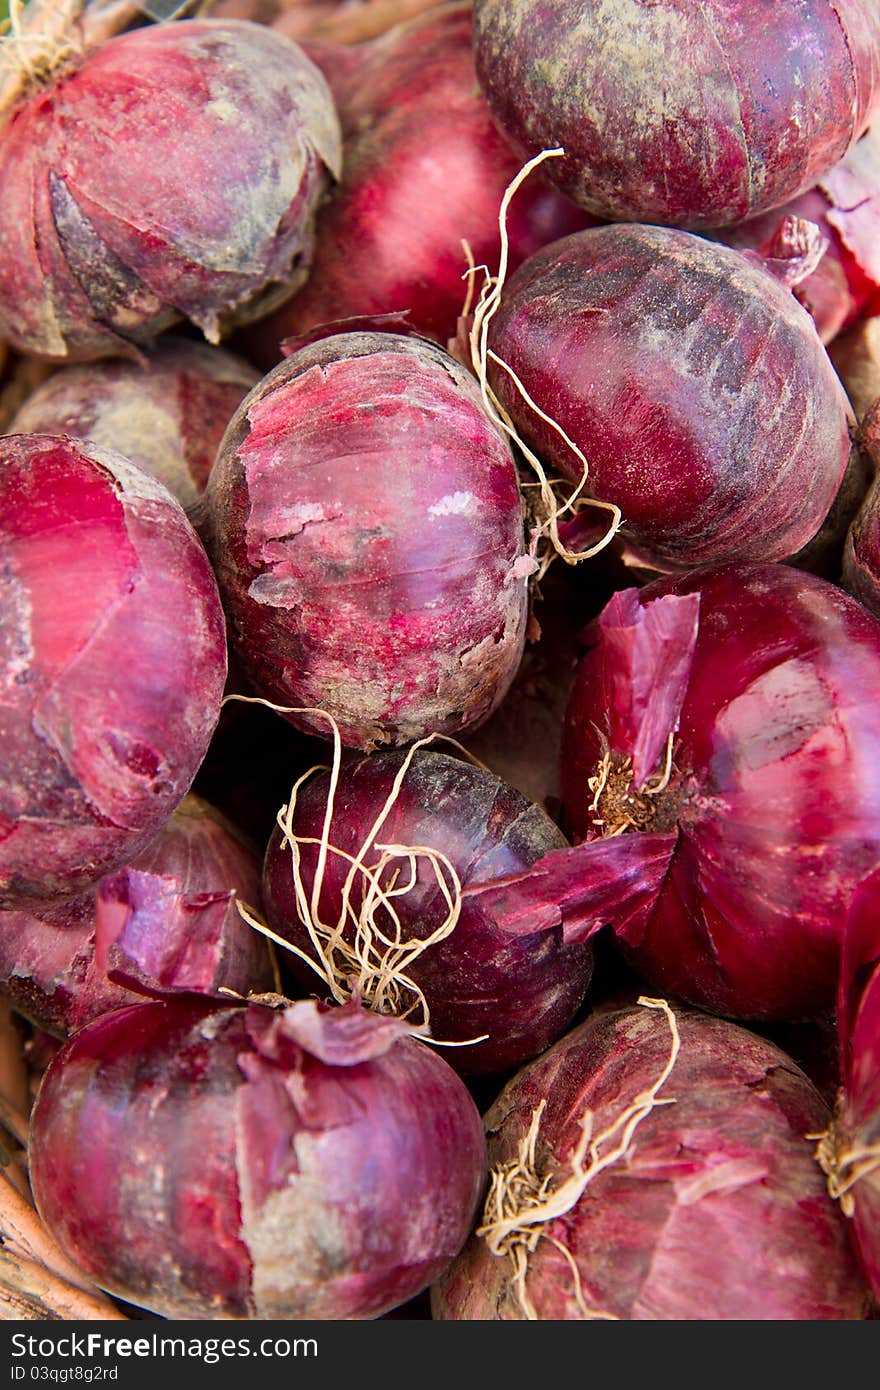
left=0, top=435, right=227, bottom=908
left=0, top=19, right=341, bottom=361
left=30, top=997, right=486, bottom=1319
left=486, top=224, right=853, bottom=570
left=560, top=565, right=880, bottom=1020
left=473, top=0, right=880, bottom=228
left=433, top=1002, right=868, bottom=1319
left=204, top=331, right=528, bottom=749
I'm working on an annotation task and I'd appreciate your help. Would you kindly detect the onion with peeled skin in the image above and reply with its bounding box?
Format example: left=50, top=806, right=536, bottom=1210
left=7, top=339, right=257, bottom=516
left=473, top=0, right=880, bottom=229
left=244, top=4, right=593, bottom=365
left=0, top=17, right=341, bottom=361
left=433, top=1002, right=868, bottom=1320
left=485, top=224, right=853, bottom=571
left=29, top=996, right=487, bottom=1320
left=204, top=331, right=529, bottom=750
left=0, top=434, right=228, bottom=909
left=0, top=795, right=271, bottom=1039
left=560, top=564, right=880, bottom=1021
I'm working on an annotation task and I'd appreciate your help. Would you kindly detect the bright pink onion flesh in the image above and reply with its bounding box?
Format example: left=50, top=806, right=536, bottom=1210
left=29, top=997, right=486, bottom=1319
left=263, top=748, right=595, bottom=1073
left=831, top=868, right=880, bottom=1299
left=8, top=338, right=258, bottom=515
left=0, top=435, right=228, bottom=908
left=204, top=331, right=528, bottom=750
left=0, top=795, right=271, bottom=1039
left=433, top=1003, right=868, bottom=1319
left=0, top=19, right=341, bottom=361
left=560, top=564, right=880, bottom=1021
left=473, top=0, right=880, bottom=228
left=714, top=126, right=880, bottom=344
left=486, top=224, right=853, bottom=571
left=244, top=4, right=593, bottom=365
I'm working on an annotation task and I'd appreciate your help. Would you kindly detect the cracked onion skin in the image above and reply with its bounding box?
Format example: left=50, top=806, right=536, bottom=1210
left=263, top=749, right=593, bottom=1073
left=204, top=331, right=528, bottom=750
left=433, top=1004, right=868, bottom=1320
left=473, top=0, right=880, bottom=229
left=8, top=338, right=258, bottom=516
left=29, top=998, right=487, bottom=1320
left=0, top=435, right=228, bottom=909
left=561, top=565, right=880, bottom=1021
left=0, top=19, right=341, bottom=362
left=487, top=224, right=853, bottom=571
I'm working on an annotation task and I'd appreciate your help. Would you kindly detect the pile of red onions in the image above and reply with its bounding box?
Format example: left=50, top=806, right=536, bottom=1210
left=824, top=869, right=880, bottom=1299
left=263, top=747, right=596, bottom=1073
left=485, top=224, right=853, bottom=570
left=473, top=0, right=880, bottom=228
left=714, top=125, right=880, bottom=344
left=0, top=434, right=227, bottom=907
left=204, top=330, right=529, bottom=749
left=245, top=3, right=591, bottom=363
left=0, top=16, right=341, bottom=360
left=560, top=564, right=880, bottom=1020
left=30, top=997, right=486, bottom=1319
left=8, top=338, right=257, bottom=516
left=433, top=1002, right=868, bottom=1319
left=0, top=795, right=270, bottom=1038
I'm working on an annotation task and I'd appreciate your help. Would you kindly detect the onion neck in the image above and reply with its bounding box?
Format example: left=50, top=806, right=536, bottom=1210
left=0, top=0, right=143, bottom=119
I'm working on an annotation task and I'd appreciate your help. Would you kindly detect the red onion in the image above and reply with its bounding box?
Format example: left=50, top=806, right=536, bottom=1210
left=205, top=0, right=447, bottom=45
left=0, top=434, right=227, bottom=909
left=0, top=18, right=341, bottom=361
left=819, top=868, right=880, bottom=1299
left=433, top=1001, right=868, bottom=1319
left=714, top=127, right=880, bottom=344
left=29, top=996, right=486, bottom=1319
left=560, top=564, right=880, bottom=1021
left=8, top=339, right=258, bottom=516
left=484, top=224, right=853, bottom=571
left=204, top=331, right=528, bottom=749
left=244, top=4, right=592, bottom=365
left=0, top=795, right=270, bottom=1039
left=831, top=317, right=880, bottom=421
left=473, top=0, right=880, bottom=229
left=262, top=746, right=597, bottom=1073
left=844, top=402, right=880, bottom=615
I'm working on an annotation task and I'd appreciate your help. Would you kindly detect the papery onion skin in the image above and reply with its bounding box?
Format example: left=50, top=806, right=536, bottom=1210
left=0, top=795, right=270, bottom=1039
left=0, top=20, right=341, bottom=362
left=245, top=4, right=593, bottom=365
left=30, top=997, right=487, bottom=1320
left=831, top=317, right=880, bottom=420
left=433, top=1004, right=868, bottom=1320
left=560, top=565, right=880, bottom=1021
left=262, top=749, right=593, bottom=1073
left=473, top=0, right=880, bottom=229
left=0, top=435, right=228, bottom=909
left=714, top=127, right=880, bottom=345
left=487, top=224, right=853, bottom=571
left=8, top=339, right=258, bottom=515
left=204, top=332, right=528, bottom=750
left=834, top=869, right=880, bottom=1298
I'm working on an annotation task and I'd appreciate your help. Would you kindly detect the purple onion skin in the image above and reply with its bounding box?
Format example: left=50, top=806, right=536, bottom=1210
left=245, top=5, right=593, bottom=366
left=561, top=565, right=880, bottom=1022
left=9, top=339, right=258, bottom=515
left=263, top=750, right=593, bottom=1073
left=835, top=870, right=880, bottom=1298
left=487, top=224, right=853, bottom=571
left=0, top=21, right=341, bottom=362
left=844, top=402, right=880, bottom=617
left=204, top=332, right=528, bottom=750
left=0, top=436, right=228, bottom=909
left=30, top=998, right=487, bottom=1320
left=434, top=1005, right=869, bottom=1320
left=473, top=0, right=880, bottom=229
left=0, top=795, right=270, bottom=1039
